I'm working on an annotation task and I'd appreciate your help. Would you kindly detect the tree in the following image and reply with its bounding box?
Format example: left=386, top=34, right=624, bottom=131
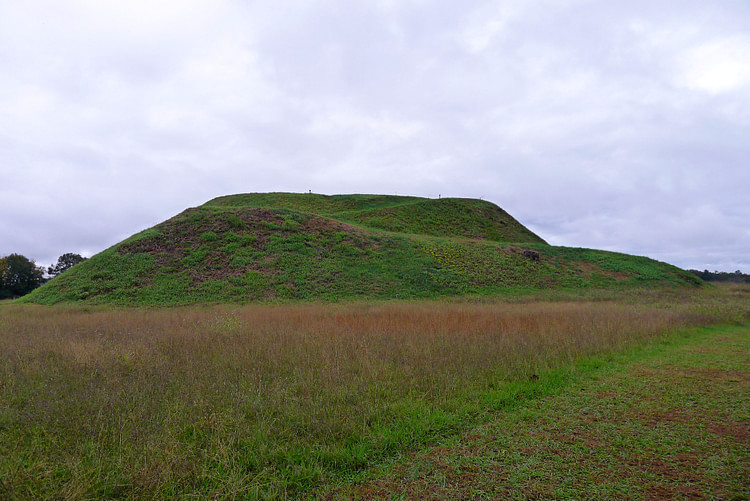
left=0, top=254, right=45, bottom=299
left=48, top=252, right=87, bottom=278
left=688, top=269, right=750, bottom=283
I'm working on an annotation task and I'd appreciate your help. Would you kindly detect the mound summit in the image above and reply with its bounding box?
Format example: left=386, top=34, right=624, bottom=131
left=24, top=193, right=701, bottom=305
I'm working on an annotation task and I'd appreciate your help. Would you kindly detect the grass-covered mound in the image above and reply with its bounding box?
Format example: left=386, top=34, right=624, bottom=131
left=205, top=193, right=547, bottom=244
left=22, top=193, right=702, bottom=305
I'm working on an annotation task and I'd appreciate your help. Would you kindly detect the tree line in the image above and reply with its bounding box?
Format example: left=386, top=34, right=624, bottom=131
left=0, top=253, right=87, bottom=299
left=688, top=269, right=750, bottom=283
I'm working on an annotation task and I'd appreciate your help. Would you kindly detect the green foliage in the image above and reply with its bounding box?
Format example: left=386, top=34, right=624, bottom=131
left=20, top=193, right=704, bottom=306
left=199, top=231, right=218, bottom=242
left=47, top=253, right=87, bottom=278
left=122, top=228, right=161, bottom=244
left=689, top=268, right=750, bottom=283
left=0, top=253, right=45, bottom=299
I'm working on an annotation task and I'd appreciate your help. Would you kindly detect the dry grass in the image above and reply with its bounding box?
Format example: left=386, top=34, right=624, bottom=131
left=0, top=291, right=743, bottom=499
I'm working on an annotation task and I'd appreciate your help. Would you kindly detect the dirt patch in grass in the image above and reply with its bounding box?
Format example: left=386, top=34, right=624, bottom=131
left=639, top=408, right=697, bottom=426
left=643, top=483, right=702, bottom=501
left=574, top=261, right=631, bottom=281
left=595, top=390, right=619, bottom=399
left=708, top=421, right=749, bottom=441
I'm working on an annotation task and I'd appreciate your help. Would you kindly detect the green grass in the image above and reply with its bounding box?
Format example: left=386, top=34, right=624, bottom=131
left=207, top=193, right=546, bottom=243
left=204, top=194, right=547, bottom=243
left=328, top=324, right=750, bottom=500
left=21, top=193, right=701, bottom=306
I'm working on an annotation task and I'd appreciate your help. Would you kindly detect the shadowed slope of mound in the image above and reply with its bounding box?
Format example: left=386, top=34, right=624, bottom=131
left=22, top=194, right=702, bottom=306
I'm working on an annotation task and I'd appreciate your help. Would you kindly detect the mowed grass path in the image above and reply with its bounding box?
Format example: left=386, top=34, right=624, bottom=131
left=325, top=326, right=750, bottom=500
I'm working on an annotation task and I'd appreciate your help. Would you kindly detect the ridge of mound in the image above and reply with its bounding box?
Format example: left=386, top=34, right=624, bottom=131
left=22, top=193, right=702, bottom=306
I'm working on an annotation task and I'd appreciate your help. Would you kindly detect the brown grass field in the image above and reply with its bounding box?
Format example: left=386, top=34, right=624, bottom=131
left=0, top=285, right=748, bottom=499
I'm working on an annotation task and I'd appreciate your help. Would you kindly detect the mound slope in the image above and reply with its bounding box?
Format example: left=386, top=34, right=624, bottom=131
left=23, top=193, right=701, bottom=305
left=204, top=193, right=547, bottom=243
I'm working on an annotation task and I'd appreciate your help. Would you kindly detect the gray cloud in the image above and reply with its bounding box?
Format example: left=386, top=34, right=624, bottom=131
left=1, top=0, right=748, bottom=272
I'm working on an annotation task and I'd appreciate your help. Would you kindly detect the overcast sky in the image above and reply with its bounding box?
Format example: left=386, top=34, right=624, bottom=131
left=2, top=0, right=749, bottom=272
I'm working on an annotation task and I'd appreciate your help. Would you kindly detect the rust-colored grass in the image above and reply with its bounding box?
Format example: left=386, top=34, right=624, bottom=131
left=0, top=291, right=743, bottom=499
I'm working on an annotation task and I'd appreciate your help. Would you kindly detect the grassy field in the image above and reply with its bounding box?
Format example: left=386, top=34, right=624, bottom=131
left=326, top=323, right=749, bottom=500
left=1, top=285, right=748, bottom=499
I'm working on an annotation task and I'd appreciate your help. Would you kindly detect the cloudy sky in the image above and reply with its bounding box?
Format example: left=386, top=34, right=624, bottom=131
left=2, top=0, right=749, bottom=272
